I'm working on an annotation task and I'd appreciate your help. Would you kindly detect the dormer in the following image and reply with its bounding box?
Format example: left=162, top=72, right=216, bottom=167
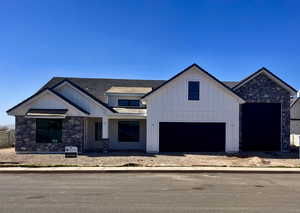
left=105, top=86, right=152, bottom=108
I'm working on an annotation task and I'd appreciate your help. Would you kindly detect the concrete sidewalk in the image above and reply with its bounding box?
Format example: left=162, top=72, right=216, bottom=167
left=1, top=166, right=300, bottom=173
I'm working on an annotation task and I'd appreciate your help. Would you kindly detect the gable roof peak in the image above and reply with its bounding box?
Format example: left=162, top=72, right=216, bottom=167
left=258, top=67, right=271, bottom=72
left=232, top=67, right=297, bottom=93
left=141, top=63, right=245, bottom=103
left=51, top=78, right=117, bottom=113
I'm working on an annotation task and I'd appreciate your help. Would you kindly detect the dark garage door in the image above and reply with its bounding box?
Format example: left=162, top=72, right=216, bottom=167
left=241, top=103, right=281, bottom=151
left=159, top=122, right=226, bottom=152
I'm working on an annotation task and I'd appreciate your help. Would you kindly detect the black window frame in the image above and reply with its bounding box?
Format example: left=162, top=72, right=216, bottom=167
left=36, top=119, right=62, bottom=143
left=118, top=99, right=140, bottom=107
left=95, top=121, right=102, bottom=141
left=118, top=121, right=140, bottom=142
left=188, top=81, right=200, bottom=101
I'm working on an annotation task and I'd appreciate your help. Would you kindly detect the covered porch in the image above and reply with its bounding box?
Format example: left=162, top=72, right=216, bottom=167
left=83, top=114, right=146, bottom=153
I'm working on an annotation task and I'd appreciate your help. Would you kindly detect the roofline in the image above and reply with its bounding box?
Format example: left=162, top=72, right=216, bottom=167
left=141, top=63, right=245, bottom=102
left=232, top=67, right=297, bottom=93
left=51, top=79, right=117, bottom=113
left=51, top=76, right=165, bottom=82
left=7, top=88, right=48, bottom=113
left=7, top=88, right=90, bottom=115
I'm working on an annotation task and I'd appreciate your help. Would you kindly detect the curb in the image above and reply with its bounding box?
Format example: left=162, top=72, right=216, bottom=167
left=1, top=167, right=300, bottom=174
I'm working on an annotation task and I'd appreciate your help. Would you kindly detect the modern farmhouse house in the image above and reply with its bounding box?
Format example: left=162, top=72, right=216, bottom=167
left=7, top=64, right=297, bottom=153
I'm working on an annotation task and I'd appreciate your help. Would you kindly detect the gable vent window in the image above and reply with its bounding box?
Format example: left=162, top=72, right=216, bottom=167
left=188, top=81, right=200, bottom=100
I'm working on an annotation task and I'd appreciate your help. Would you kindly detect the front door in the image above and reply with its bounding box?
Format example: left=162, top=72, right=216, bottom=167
left=84, top=118, right=103, bottom=152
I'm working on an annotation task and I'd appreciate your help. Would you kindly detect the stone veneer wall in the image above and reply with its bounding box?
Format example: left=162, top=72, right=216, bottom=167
left=15, top=116, right=84, bottom=153
left=234, top=73, right=291, bottom=151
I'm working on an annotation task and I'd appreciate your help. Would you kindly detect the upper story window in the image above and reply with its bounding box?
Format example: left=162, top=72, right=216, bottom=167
left=188, top=81, right=200, bottom=101
left=118, top=99, right=140, bottom=107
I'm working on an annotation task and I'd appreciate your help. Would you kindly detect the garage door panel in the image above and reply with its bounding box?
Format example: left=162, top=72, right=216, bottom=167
left=241, top=103, right=281, bottom=151
left=159, top=122, right=226, bottom=152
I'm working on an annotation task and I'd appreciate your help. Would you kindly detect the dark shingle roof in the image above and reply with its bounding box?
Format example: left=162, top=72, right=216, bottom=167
left=42, top=77, right=240, bottom=102
left=42, top=77, right=166, bottom=102
left=222, top=81, right=240, bottom=88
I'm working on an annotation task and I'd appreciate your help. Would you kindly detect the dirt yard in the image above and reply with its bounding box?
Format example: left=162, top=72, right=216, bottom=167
left=0, top=148, right=300, bottom=167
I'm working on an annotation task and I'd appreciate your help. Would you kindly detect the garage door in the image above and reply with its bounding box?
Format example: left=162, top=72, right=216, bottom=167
left=159, top=122, right=226, bottom=152
left=241, top=103, right=281, bottom=151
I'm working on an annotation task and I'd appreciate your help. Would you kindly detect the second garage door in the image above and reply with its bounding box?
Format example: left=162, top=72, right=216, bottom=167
left=159, top=122, right=226, bottom=152
left=241, top=103, right=281, bottom=151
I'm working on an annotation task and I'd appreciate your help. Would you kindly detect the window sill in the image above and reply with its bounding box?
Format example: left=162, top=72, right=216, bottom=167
left=118, top=141, right=140, bottom=143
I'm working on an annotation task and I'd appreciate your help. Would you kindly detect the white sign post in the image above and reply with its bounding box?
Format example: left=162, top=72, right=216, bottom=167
left=65, top=146, right=78, bottom=158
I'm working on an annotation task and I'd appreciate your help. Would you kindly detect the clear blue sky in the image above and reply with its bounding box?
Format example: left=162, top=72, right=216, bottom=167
left=1, top=0, right=300, bottom=125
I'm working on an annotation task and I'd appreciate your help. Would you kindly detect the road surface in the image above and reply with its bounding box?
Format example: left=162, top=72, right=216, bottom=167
left=0, top=173, right=300, bottom=212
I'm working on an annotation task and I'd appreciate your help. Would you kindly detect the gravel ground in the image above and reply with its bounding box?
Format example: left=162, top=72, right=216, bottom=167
left=0, top=148, right=299, bottom=167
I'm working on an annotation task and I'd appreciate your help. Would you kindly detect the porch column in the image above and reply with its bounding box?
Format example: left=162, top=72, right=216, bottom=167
left=102, top=116, right=108, bottom=139
left=102, top=116, right=109, bottom=153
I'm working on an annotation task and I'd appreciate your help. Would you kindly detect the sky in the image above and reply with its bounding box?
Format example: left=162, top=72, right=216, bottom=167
left=1, top=0, right=300, bottom=125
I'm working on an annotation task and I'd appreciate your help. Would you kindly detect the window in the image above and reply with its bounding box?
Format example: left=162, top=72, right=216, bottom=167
left=36, top=119, right=62, bottom=143
left=118, top=99, right=140, bottom=107
left=118, top=121, right=139, bottom=142
left=95, top=122, right=102, bottom=141
left=188, top=81, right=200, bottom=100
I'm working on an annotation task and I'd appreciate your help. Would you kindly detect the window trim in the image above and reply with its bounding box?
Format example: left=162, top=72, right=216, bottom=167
left=188, top=81, right=200, bottom=101
left=36, top=119, right=62, bottom=143
left=118, top=99, right=140, bottom=107
left=118, top=121, right=140, bottom=142
left=118, top=98, right=141, bottom=107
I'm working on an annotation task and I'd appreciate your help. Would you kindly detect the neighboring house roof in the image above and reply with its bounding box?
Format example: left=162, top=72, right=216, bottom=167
left=141, top=64, right=245, bottom=103
left=6, top=88, right=90, bottom=115
left=50, top=79, right=117, bottom=113
left=232, top=67, right=297, bottom=94
left=106, top=86, right=152, bottom=94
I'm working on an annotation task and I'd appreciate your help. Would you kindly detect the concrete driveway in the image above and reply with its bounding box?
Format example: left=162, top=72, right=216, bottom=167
left=0, top=173, right=300, bottom=212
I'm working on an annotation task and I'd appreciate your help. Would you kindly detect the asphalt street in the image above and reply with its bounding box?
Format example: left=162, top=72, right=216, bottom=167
left=0, top=173, right=300, bottom=212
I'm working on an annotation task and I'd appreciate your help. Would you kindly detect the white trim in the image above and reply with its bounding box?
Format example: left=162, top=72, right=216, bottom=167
left=108, top=115, right=146, bottom=119
left=106, top=93, right=146, bottom=97
left=25, top=116, right=66, bottom=119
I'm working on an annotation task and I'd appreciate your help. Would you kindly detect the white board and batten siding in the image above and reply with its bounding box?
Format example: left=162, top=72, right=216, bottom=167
left=145, top=66, right=241, bottom=153
left=8, top=90, right=85, bottom=116
left=53, top=83, right=110, bottom=117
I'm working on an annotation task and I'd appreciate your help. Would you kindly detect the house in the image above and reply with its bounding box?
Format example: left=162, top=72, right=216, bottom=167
left=7, top=64, right=297, bottom=153
left=290, top=93, right=300, bottom=146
